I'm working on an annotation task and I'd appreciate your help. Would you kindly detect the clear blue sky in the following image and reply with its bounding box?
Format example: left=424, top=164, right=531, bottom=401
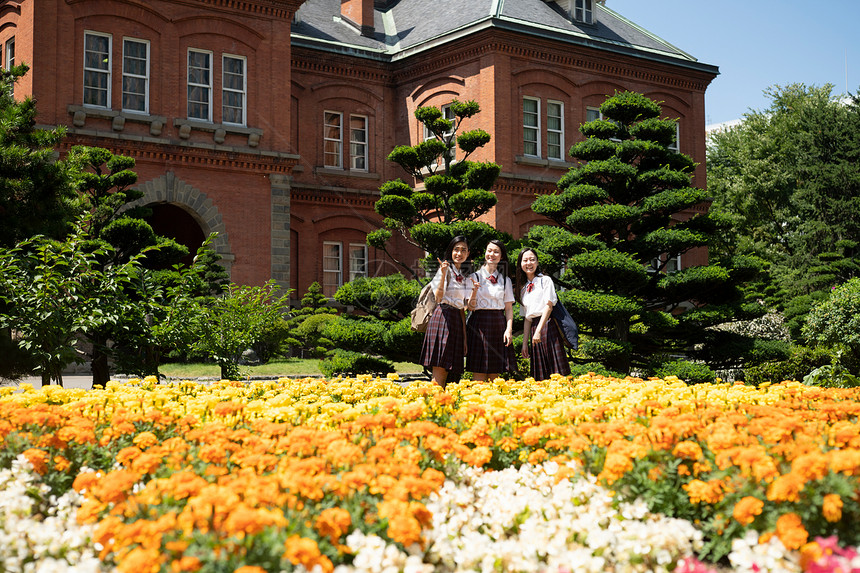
left=607, top=0, right=860, bottom=127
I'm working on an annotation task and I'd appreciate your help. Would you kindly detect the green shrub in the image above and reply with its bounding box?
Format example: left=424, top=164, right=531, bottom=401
left=319, top=350, right=394, bottom=378
left=569, top=362, right=626, bottom=379
left=252, top=317, right=291, bottom=363
left=654, top=360, right=716, bottom=385
left=743, top=345, right=833, bottom=385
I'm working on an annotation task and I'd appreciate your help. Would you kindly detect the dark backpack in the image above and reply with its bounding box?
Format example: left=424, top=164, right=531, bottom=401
left=410, top=282, right=437, bottom=333
left=551, top=300, right=579, bottom=350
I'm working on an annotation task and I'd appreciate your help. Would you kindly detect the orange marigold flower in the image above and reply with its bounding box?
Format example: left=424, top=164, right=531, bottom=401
left=683, top=479, right=727, bottom=505
left=22, top=448, right=48, bottom=475
left=53, top=455, right=71, bottom=472
left=799, top=541, right=824, bottom=571
left=234, top=567, right=267, bottom=573
left=732, top=496, right=764, bottom=526
left=648, top=467, right=663, bottom=481
left=283, top=535, right=333, bottom=573
left=822, top=493, right=843, bottom=523
left=315, top=507, right=352, bottom=544
left=213, top=401, right=245, bottom=417
left=791, top=452, right=828, bottom=482
left=672, top=441, right=703, bottom=460
left=766, top=472, right=805, bottom=503
left=119, top=546, right=163, bottom=573
left=462, top=446, right=493, bottom=467
left=775, top=512, right=808, bottom=550
left=170, top=556, right=202, bottom=573
left=133, top=431, right=159, bottom=449
left=527, top=449, right=549, bottom=465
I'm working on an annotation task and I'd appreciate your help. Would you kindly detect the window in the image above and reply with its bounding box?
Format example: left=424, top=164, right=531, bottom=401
left=523, top=97, right=540, bottom=157
left=574, top=0, right=593, bottom=24
left=349, top=244, right=367, bottom=281
left=323, top=242, right=343, bottom=296
left=668, top=122, right=680, bottom=153
left=222, top=54, right=246, bottom=126
left=586, top=106, right=601, bottom=123
left=350, top=115, right=368, bottom=171
left=4, top=37, right=14, bottom=69
left=324, top=111, right=343, bottom=168
left=650, top=254, right=682, bottom=273
left=423, top=103, right=456, bottom=165
left=547, top=100, right=564, bottom=160
left=187, top=49, right=212, bottom=121
left=122, top=38, right=149, bottom=113
left=84, top=32, right=111, bottom=108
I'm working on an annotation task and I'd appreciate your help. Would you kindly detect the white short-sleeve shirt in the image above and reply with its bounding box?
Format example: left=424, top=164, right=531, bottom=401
left=519, top=274, right=557, bottom=319
left=429, top=265, right=471, bottom=309
left=470, top=268, right=514, bottom=311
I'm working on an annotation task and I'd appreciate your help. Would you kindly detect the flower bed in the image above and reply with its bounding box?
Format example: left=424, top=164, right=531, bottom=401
left=1, top=374, right=859, bottom=572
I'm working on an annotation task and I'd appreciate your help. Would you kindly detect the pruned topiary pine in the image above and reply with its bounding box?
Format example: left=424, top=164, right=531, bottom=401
left=525, top=91, right=785, bottom=375
left=369, top=99, right=511, bottom=275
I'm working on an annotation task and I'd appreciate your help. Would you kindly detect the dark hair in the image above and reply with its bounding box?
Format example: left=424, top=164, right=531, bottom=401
left=515, top=247, right=540, bottom=303
left=485, top=239, right=511, bottom=282
left=443, top=235, right=470, bottom=262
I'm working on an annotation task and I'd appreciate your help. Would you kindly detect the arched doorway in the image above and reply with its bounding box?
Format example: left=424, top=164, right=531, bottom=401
left=144, top=203, right=206, bottom=268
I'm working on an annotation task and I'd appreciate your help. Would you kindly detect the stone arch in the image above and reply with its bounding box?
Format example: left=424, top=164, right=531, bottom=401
left=127, top=172, right=235, bottom=275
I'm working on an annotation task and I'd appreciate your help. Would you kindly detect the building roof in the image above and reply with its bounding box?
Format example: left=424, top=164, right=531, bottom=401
left=291, top=0, right=719, bottom=75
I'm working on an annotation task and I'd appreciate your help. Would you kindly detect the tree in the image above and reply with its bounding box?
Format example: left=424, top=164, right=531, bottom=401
left=368, top=99, right=509, bottom=273
left=67, top=146, right=189, bottom=386
left=190, top=281, right=292, bottom=379
left=0, top=64, right=80, bottom=379
left=707, top=84, right=860, bottom=332
left=285, top=282, right=337, bottom=358
left=0, top=218, right=143, bottom=386
left=526, top=91, right=782, bottom=374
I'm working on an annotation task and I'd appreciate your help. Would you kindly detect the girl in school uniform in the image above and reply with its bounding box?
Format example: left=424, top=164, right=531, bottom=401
left=420, top=235, right=478, bottom=387
left=516, top=247, right=571, bottom=381
left=466, top=240, right=515, bottom=380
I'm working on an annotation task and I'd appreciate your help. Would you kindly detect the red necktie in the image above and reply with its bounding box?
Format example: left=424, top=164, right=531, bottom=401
left=526, top=282, right=534, bottom=293
left=488, top=275, right=497, bottom=284
left=455, top=274, right=464, bottom=282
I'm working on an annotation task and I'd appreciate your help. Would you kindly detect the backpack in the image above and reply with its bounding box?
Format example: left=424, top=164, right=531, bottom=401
left=551, top=300, right=579, bottom=350
left=410, top=282, right=437, bottom=332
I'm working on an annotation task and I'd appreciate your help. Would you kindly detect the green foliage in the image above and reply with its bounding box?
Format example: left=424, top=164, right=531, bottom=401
left=332, top=274, right=419, bottom=320
left=707, top=84, right=860, bottom=337
left=743, top=345, right=832, bottom=385
left=285, top=282, right=337, bottom=359
left=190, top=281, right=292, bottom=379
left=652, top=360, right=716, bottom=385
left=526, top=91, right=773, bottom=373
left=803, top=278, right=860, bottom=361
left=319, top=350, right=394, bottom=378
left=0, top=218, right=143, bottom=385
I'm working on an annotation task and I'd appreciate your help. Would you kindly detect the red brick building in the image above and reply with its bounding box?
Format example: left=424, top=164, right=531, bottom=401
left=0, top=0, right=717, bottom=298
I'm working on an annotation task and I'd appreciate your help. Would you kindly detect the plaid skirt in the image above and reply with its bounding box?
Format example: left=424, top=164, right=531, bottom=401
left=466, top=309, right=515, bottom=374
left=529, top=319, right=571, bottom=380
left=420, top=304, right=466, bottom=372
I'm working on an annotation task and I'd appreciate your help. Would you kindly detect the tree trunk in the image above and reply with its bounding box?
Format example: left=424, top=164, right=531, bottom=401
left=91, top=334, right=111, bottom=388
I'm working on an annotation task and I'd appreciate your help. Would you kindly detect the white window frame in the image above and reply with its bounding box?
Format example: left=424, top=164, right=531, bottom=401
left=324, top=111, right=343, bottom=168
left=523, top=96, right=540, bottom=157
left=83, top=31, right=111, bottom=109
left=668, top=122, right=680, bottom=153
left=323, top=241, right=343, bottom=296
left=349, top=115, right=368, bottom=171
left=650, top=254, right=682, bottom=274
left=121, top=38, right=149, bottom=114
left=423, top=103, right=456, bottom=166
left=187, top=48, right=212, bottom=122
left=547, top=100, right=564, bottom=161
left=574, top=0, right=594, bottom=24
left=4, top=37, right=14, bottom=69
left=349, top=243, right=368, bottom=281
left=222, top=53, right=246, bottom=126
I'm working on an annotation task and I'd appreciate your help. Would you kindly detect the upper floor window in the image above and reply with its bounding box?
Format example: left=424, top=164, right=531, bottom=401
left=547, top=100, right=564, bottom=160
left=4, top=37, right=14, bottom=69
left=574, top=0, right=594, bottom=24
left=523, top=97, right=540, bottom=157
left=668, top=122, right=680, bottom=153
left=222, top=54, right=246, bottom=126
left=649, top=254, right=682, bottom=274
left=350, top=115, right=368, bottom=171
left=324, top=111, right=343, bottom=168
left=122, top=38, right=149, bottom=113
left=187, top=49, right=212, bottom=121
left=423, top=103, right=456, bottom=165
left=84, top=32, right=111, bottom=108
left=349, top=243, right=367, bottom=281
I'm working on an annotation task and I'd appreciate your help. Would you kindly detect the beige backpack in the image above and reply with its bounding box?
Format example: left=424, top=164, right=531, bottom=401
left=410, top=282, right=436, bottom=332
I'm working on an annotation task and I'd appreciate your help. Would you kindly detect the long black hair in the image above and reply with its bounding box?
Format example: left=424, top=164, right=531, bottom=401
left=443, top=235, right=470, bottom=262
left=515, top=247, right=541, bottom=303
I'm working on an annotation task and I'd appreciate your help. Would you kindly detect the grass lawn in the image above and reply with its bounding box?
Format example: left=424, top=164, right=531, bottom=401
left=159, top=357, right=424, bottom=379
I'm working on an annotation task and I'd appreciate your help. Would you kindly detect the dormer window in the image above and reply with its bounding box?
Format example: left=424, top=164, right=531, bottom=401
left=547, top=0, right=599, bottom=25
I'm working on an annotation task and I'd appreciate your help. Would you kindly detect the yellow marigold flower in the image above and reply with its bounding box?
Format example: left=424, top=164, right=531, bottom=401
left=314, top=507, right=352, bottom=543
left=822, top=493, right=843, bottom=523
left=775, top=512, right=808, bottom=550
left=732, top=496, right=764, bottom=526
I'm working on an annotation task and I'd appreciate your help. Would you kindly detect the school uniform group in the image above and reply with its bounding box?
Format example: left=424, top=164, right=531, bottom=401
left=420, top=236, right=571, bottom=387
